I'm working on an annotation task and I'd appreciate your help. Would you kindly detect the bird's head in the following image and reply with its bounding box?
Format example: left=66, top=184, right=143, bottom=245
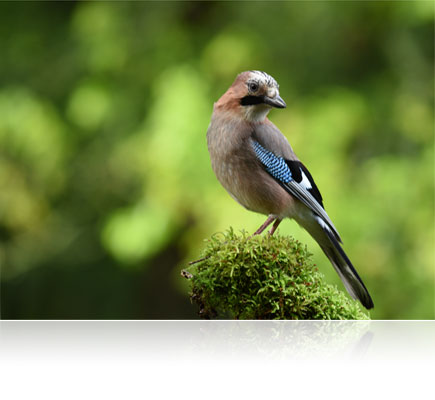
left=216, top=70, right=286, bottom=122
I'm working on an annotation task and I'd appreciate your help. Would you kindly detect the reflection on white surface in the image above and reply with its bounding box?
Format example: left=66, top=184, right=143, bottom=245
left=1, top=321, right=434, bottom=399
left=1, top=320, right=433, bottom=361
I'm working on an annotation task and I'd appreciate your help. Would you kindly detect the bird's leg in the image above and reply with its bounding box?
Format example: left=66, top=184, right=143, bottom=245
left=252, top=215, right=275, bottom=236
left=268, top=218, right=282, bottom=235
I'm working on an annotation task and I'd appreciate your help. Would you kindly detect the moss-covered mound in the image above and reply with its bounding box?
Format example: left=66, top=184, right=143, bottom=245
left=182, top=229, right=369, bottom=320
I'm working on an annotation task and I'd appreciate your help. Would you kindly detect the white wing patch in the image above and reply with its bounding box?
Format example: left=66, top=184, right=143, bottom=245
left=316, top=215, right=332, bottom=232
left=299, top=169, right=312, bottom=190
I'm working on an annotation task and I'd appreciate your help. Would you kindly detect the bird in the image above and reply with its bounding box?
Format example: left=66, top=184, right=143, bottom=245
left=206, top=70, right=374, bottom=309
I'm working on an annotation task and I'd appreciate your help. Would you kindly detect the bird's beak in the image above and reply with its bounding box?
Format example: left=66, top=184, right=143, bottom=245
left=263, top=94, right=286, bottom=109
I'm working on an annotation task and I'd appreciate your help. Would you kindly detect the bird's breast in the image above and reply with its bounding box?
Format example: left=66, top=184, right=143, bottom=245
left=207, top=116, right=295, bottom=217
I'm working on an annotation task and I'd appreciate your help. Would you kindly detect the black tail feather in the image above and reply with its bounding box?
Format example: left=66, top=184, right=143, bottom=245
left=320, top=225, right=374, bottom=310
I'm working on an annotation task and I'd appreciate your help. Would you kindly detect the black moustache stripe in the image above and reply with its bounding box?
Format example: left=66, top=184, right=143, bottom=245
left=240, top=95, right=264, bottom=106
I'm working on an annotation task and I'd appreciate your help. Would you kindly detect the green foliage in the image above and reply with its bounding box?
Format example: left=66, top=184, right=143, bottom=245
left=184, top=230, right=369, bottom=320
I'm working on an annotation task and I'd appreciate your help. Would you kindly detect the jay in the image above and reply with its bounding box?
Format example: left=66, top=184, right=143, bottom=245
left=207, top=70, right=374, bottom=309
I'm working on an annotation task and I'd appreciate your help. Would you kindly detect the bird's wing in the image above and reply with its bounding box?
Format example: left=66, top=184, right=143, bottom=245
left=250, top=138, right=342, bottom=243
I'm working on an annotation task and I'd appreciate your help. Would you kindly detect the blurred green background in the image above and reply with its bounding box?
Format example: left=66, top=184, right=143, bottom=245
left=0, top=1, right=433, bottom=319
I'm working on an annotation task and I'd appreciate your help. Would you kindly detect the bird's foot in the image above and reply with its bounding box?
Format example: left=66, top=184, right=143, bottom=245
left=251, top=215, right=276, bottom=237
left=268, top=218, right=282, bottom=236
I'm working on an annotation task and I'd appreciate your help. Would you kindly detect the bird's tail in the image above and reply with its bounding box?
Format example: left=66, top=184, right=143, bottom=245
left=308, top=217, right=374, bottom=310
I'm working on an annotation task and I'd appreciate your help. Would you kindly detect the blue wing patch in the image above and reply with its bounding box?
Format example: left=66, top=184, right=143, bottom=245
left=251, top=141, right=292, bottom=183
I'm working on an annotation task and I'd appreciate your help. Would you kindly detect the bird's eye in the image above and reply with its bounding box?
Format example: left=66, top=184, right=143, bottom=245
left=249, top=82, right=259, bottom=92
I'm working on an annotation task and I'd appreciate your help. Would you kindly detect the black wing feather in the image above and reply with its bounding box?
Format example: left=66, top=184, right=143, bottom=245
left=285, top=160, right=324, bottom=208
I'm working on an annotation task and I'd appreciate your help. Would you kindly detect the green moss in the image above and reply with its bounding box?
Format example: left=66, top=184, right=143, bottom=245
left=183, top=229, right=370, bottom=320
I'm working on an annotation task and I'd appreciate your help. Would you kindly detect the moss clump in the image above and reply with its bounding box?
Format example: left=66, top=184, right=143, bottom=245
left=183, top=229, right=369, bottom=320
